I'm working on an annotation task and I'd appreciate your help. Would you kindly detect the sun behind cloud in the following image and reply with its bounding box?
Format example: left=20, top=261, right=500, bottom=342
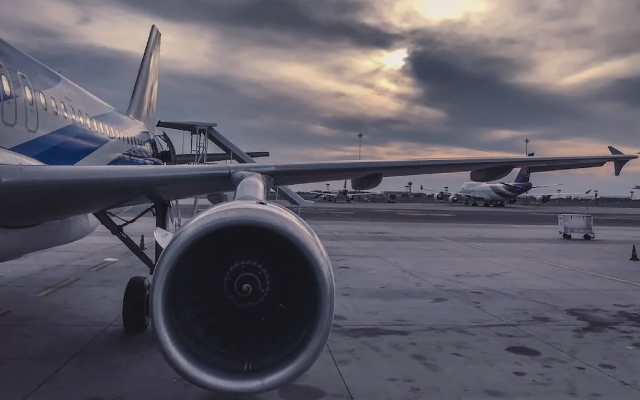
left=412, top=0, right=489, bottom=21
left=382, top=48, right=408, bottom=70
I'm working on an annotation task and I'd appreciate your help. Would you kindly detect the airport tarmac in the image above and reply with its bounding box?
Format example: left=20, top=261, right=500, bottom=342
left=165, top=200, right=640, bottom=227
left=2, top=203, right=640, bottom=399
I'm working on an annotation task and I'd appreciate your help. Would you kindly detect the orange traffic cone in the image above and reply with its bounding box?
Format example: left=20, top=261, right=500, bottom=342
left=139, top=234, right=146, bottom=250
left=630, top=245, right=639, bottom=261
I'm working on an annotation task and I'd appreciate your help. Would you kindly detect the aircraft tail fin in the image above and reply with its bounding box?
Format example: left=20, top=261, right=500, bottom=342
left=514, top=167, right=531, bottom=184
left=126, top=25, right=161, bottom=131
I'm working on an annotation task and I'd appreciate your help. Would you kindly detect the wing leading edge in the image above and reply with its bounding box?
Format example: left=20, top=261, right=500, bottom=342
left=0, top=149, right=634, bottom=226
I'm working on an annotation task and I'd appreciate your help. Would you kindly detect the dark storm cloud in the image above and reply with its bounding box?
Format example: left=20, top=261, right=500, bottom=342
left=107, top=0, right=401, bottom=49
left=592, top=77, right=640, bottom=108
left=508, top=0, right=640, bottom=60
left=405, top=43, right=585, bottom=131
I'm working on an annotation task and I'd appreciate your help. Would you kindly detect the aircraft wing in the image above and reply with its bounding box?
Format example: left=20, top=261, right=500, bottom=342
left=0, top=150, right=634, bottom=226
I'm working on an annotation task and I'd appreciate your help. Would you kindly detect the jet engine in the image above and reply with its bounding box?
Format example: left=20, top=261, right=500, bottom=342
left=449, top=195, right=459, bottom=203
left=151, top=201, right=335, bottom=394
left=436, top=193, right=444, bottom=201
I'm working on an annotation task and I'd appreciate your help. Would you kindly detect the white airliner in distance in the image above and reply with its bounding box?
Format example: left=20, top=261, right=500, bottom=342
left=0, top=25, right=635, bottom=395
left=445, top=167, right=563, bottom=206
left=311, top=180, right=371, bottom=202
left=440, top=166, right=605, bottom=207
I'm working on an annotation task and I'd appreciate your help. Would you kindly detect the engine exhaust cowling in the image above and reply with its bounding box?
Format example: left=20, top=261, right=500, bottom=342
left=151, top=201, right=334, bottom=394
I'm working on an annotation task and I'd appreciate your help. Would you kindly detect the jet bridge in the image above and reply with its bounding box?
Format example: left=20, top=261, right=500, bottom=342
left=156, top=120, right=313, bottom=208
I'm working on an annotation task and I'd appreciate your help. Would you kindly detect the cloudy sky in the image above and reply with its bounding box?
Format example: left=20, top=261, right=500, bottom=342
left=2, top=0, right=639, bottom=195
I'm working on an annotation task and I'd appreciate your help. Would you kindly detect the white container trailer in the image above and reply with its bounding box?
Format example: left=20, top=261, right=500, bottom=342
left=558, top=214, right=594, bottom=240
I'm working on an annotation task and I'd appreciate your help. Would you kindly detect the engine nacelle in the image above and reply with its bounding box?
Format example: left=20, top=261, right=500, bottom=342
left=449, top=195, right=459, bottom=203
left=436, top=193, right=444, bottom=201
left=151, top=201, right=335, bottom=394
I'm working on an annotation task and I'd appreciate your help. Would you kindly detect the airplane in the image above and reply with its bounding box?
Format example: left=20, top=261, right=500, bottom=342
left=446, top=167, right=565, bottom=206
left=311, top=180, right=371, bottom=202
left=0, top=24, right=635, bottom=395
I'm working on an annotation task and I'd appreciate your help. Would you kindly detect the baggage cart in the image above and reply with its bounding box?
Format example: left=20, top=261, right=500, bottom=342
left=558, top=214, right=594, bottom=240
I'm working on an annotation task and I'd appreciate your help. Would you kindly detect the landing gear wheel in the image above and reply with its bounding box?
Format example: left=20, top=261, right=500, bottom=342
left=562, top=234, right=572, bottom=240
left=583, top=234, right=592, bottom=241
left=122, top=276, right=150, bottom=334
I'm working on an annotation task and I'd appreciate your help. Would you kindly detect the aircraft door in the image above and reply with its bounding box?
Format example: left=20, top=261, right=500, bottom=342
left=0, top=63, right=16, bottom=127
left=17, top=72, right=38, bottom=133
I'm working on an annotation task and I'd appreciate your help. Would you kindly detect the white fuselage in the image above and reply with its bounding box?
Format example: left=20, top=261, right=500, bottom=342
left=458, top=182, right=509, bottom=201
left=0, top=38, right=161, bottom=261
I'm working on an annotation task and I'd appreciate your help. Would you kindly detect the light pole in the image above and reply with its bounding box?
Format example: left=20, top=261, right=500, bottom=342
left=357, top=132, right=363, bottom=160
left=524, top=138, right=531, bottom=156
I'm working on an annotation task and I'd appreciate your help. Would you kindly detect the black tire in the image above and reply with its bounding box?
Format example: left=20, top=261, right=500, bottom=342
left=122, top=276, right=150, bottom=334
left=583, top=234, right=592, bottom=241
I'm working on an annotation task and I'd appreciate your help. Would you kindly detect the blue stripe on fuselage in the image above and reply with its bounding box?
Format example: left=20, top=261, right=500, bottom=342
left=10, top=111, right=154, bottom=165
left=12, top=123, right=108, bottom=165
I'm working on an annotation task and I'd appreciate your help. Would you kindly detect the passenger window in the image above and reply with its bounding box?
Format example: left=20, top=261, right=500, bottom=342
left=108, top=125, right=114, bottom=138
left=92, top=118, right=98, bottom=131
left=38, top=92, right=47, bottom=110
left=50, top=97, right=58, bottom=115
left=24, top=85, right=33, bottom=105
left=86, top=114, right=90, bottom=129
left=77, top=110, right=83, bottom=126
left=1, top=75, right=10, bottom=96
left=60, top=101, right=67, bottom=119
left=98, top=121, right=103, bottom=134
left=69, top=106, right=76, bottom=122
